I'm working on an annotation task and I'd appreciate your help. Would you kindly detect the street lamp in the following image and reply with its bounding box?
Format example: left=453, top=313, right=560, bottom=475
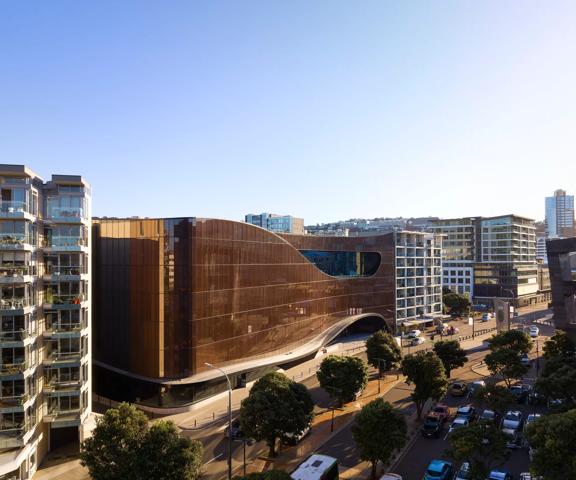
left=205, top=362, right=232, bottom=480
left=374, top=358, right=387, bottom=394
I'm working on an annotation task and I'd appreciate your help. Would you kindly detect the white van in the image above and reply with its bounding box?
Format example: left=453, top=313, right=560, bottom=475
left=291, top=454, right=339, bottom=480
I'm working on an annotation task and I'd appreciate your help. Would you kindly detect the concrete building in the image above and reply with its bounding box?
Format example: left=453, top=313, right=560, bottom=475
left=0, top=165, right=91, bottom=479
left=547, top=237, right=576, bottom=338
left=545, top=189, right=575, bottom=238
left=244, top=213, right=304, bottom=234
left=536, top=234, right=548, bottom=263
left=430, top=215, right=539, bottom=307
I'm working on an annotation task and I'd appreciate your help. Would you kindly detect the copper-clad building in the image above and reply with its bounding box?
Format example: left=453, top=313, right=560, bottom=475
left=92, top=217, right=402, bottom=408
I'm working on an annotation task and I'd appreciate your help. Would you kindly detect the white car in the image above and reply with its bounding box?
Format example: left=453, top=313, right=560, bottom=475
left=502, top=410, right=523, bottom=430
left=379, top=475, right=403, bottom=480
left=448, top=417, right=469, bottom=433
left=525, top=413, right=541, bottom=428
left=520, top=353, right=530, bottom=367
left=454, top=462, right=470, bottom=480
left=407, top=329, right=422, bottom=338
left=529, top=325, right=539, bottom=338
left=411, top=337, right=425, bottom=346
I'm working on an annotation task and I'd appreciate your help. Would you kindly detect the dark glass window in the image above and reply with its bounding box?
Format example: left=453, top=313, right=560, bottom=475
left=300, top=250, right=380, bottom=277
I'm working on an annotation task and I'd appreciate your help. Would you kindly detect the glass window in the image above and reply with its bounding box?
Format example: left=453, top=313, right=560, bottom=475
left=299, top=250, right=381, bottom=277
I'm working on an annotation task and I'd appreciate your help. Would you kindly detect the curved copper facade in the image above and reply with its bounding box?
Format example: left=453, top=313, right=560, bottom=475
left=92, top=218, right=396, bottom=405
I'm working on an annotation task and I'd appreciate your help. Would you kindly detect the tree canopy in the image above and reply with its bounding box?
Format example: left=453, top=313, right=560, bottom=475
left=476, top=384, right=515, bottom=415
left=352, top=398, right=407, bottom=480
left=316, top=355, right=368, bottom=405
left=487, top=330, right=532, bottom=355
left=543, top=330, right=576, bottom=360
left=80, top=403, right=203, bottom=480
left=443, top=291, right=471, bottom=315
left=535, top=364, right=576, bottom=412
left=433, top=340, right=468, bottom=378
left=485, top=330, right=531, bottom=387
left=234, top=470, right=292, bottom=480
left=366, top=330, right=402, bottom=375
left=401, top=351, right=448, bottom=419
left=446, top=422, right=509, bottom=480
left=240, top=372, right=314, bottom=457
left=525, top=409, right=576, bottom=478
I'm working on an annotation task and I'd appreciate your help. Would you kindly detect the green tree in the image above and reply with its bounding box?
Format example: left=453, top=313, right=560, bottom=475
left=80, top=403, right=148, bottom=480
left=476, top=384, right=515, bottom=415
left=525, top=409, right=576, bottom=478
left=535, top=364, right=576, bottom=411
left=234, top=470, right=291, bottom=480
left=240, top=372, right=314, bottom=457
left=352, top=398, right=407, bottom=480
left=488, top=330, right=532, bottom=355
left=137, top=421, right=203, bottom=480
left=443, top=292, right=471, bottom=315
left=484, top=348, right=529, bottom=387
left=433, top=340, right=468, bottom=378
left=446, top=422, right=509, bottom=480
left=401, top=351, right=448, bottom=419
left=366, top=330, right=402, bottom=376
left=316, top=355, right=368, bottom=405
left=543, top=330, right=576, bottom=360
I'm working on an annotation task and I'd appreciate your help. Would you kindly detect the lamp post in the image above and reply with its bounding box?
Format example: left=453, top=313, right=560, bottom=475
left=205, top=362, right=232, bottom=480
left=375, top=358, right=387, bottom=394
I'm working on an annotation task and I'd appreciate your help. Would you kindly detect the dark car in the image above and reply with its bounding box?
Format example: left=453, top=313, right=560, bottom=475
left=478, top=409, right=501, bottom=426
left=225, top=419, right=244, bottom=440
left=455, top=404, right=476, bottom=422
left=509, top=384, right=531, bottom=404
left=528, top=389, right=547, bottom=406
left=421, top=414, right=443, bottom=438
left=450, top=382, right=468, bottom=397
left=430, top=403, right=450, bottom=423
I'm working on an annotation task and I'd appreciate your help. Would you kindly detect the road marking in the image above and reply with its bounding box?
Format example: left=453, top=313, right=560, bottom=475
left=205, top=453, right=224, bottom=464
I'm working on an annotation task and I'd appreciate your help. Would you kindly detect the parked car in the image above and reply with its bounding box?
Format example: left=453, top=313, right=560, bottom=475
left=411, top=336, right=425, bottom=346
left=225, top=419, right=244, bottom=440
left=436, top=323, right=449, bottom=334
left=502, top=427, right=522, bottom=449
left=379, top=474, right=403, bottom=480
left=407, top=329, right=422, bottom=338
left=520, top=353, right=530, bottom=367
left=430, top=403, right=450, bottom=423
left=448, top=417, right=469, bottom=434
left=478, top=409, right=501, bottom=426
left=529, top=325, right=540, bottom=338
left=282, top=424, right=311, bottom=445
left=455, top=404, right=476, bottom=422
left=421, top=414, right=444, bottom=438
left=502, top=410, right=524, bottom=430
left=450, top=382, right=468, bottom=397
left=453, top=462, right=471, bottom=480
left=423, top=460, right=453, bottom=480
left=520, top=473, right=543, bottom=480
left=528, top=389, right=547, bottom=406
left=468, top=380, right=486, bottom=396
left=487, top=470, right=513, bottom=480
left=525, top=413, right=541, bottom=429
left=481, top=313, right=492, bottom=322
left=509, top=384, right=530, bottom=404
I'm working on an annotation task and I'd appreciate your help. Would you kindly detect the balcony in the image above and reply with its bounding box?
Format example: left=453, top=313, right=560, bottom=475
left=0, top=235, right=34, bottom=251
left=0, top=361, right=27, bottom=377
left=44, top=379, right=82, bottom=394
left=43, top=236, right=88, bottom=252
left=0, top=266, right=33, bottom=284
left=44, top=321, right=87, bottom=337
left=0, top=422, right=29, bottom=449
left=43, top=265, right=87, bottom=282
left=0, top=202, right=34, bottom=221
left=46, top=207, right=87, bottom=224
left=43, top=351, right=84, bottom=366
left=0, top=394, right=29, bottom=409
left=43, top=294, right=87, bottom=310
left=0, top=298, right=32, bottom=313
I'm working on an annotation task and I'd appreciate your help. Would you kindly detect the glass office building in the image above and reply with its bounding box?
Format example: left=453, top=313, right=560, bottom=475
left=545, top=189, right=575, bottom=239
left=244, top=213, right=304, bottom=234
left=0, top=165, right=91, bottom=480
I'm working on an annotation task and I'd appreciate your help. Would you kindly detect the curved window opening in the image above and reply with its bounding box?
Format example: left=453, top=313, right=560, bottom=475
left=300, top=250, right=380, bottom=277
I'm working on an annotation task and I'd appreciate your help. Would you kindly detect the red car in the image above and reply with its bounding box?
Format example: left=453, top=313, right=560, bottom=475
left=430, top=403, right=450, bottom=423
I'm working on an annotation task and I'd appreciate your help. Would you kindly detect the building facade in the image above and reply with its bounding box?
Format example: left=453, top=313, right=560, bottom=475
left=0, top=165, right=91, bottom=480
left=545, top=189, right=575, bottom=239
left=92, top=218, right=398, bottom=409
left=547, top=237, right=576, bottom=338
left=536, top=234, right=547, bottom=263
left=244, top=213, right=304, bottom=234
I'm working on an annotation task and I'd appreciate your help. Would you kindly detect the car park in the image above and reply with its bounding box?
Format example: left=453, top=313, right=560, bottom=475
left=502, top=410, right=524, bottom=430
left=530, top=325, right=539, bottom=337
left=450, top=382, right=468, bottom=397
left=478, top=409, right=501, bottom=426
left=487, top=470, right=513, bottom=480
left=502, top=427, right=522, bottom=449
left=407, top=329, right=421, bottom=338
left=411, top=336, right=425, bottom=346
left=468, top=380, right=486, bottom=396
left=448, top=417, right=469, bottom=434
left=453, top=462, right=471, bottom=480
left=430, top=403, right=450, bottom=423
left=421, top=414, right=444, bottom=438
left=423, top=459, right=453, bottom=480
left=455, top=404, right=476, bottom=422
left=509, top=384, right=530, bottom=404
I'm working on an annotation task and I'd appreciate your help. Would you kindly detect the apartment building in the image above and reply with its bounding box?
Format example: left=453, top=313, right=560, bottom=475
left=0, top=165, right=91, bottom=480
left=545, top=189, right=575, bottom=238
left=244, top=212, right=304, bottom=234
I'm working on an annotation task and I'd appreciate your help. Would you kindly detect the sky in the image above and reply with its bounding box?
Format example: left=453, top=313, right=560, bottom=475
left=1, top=1, right=575, bottom=225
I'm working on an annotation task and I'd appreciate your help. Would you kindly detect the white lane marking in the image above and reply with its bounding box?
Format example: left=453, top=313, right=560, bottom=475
left=206, top=453, right=224, bottom=464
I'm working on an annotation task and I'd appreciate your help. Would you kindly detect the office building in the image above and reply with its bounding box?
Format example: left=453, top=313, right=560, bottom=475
left=545, top=189, right=575, bottom=238
left=244, top=213, right=304, bottom=234
left=91, top=218, right=443, bottom=409
left=430, top=215, right=539, bottom=307
left=0, top=165, right=91, bottom=480
left=547, top=237, right=576, bottom=338
left=536, top=234, right=547, bottom=263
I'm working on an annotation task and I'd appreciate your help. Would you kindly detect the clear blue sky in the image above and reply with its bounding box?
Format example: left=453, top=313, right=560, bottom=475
left=1, top=1, right=575, bottom=224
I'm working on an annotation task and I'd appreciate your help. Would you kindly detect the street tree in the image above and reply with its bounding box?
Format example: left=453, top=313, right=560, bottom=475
left=525, top=409, right=576, bottom=478
left=366, top=330, right=402, bottom=376
left=446, top=422, right=509, bottom=480
left=234, top=471, right=292, bottom=480
left=488, top=330, right=532, bottom=355
left=352, top=398, right=407, bottom=480
left=443, top=292, right=471, bottom=315
left=543, top=330, right=576, bottom=360
left=484, top=348, right=529, bottom=387
left=476, top=384, right=515, bottom=415
left=433, top=340, right=468, bottom=378
left=535, top=364, right=576, bottom=411
left=239, top=372, right=314, bottom=457
left=401, top=351, right=448, bottom=419
left=316, top=355, right=368, bottom=405
left=81, top=403, right=148, bottom=480
left=137, top=421, right=203, bottom=480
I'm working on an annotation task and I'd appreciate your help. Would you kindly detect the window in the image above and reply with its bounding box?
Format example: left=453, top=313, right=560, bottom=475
left=300, top=250, right=381, bottom=277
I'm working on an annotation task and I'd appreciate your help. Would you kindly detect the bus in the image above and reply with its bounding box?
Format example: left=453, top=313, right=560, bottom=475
left=290, top=454, right=338, bottom=480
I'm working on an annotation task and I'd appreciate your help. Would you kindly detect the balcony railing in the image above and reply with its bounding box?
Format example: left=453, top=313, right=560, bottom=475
left=45, top=266, right=87, bottom=276
left=0, top=298, right=30, bottom=310
left=0, top=421, right=28, bottom=438
left=0, top=330, right=31, bottom=342
left=44, top=294, right=87, bottom=305
left=0, top=234, right=31, bottom=248
left=44, top=351, right=83, bottom=363
left=44, top=380, right=81, bottom=392
left=44, top=237, right=88, bottom=249
left=0, top=202, right=28, bottom=215
left=0, top=362, right=27, bottom=375
left=46, top=321, right=86, bottom=333
left=47, top=207, right=86, bottom=221
left=0, top=394, right=28, bottom=408
left=0, top=266, right=32, bottom=277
